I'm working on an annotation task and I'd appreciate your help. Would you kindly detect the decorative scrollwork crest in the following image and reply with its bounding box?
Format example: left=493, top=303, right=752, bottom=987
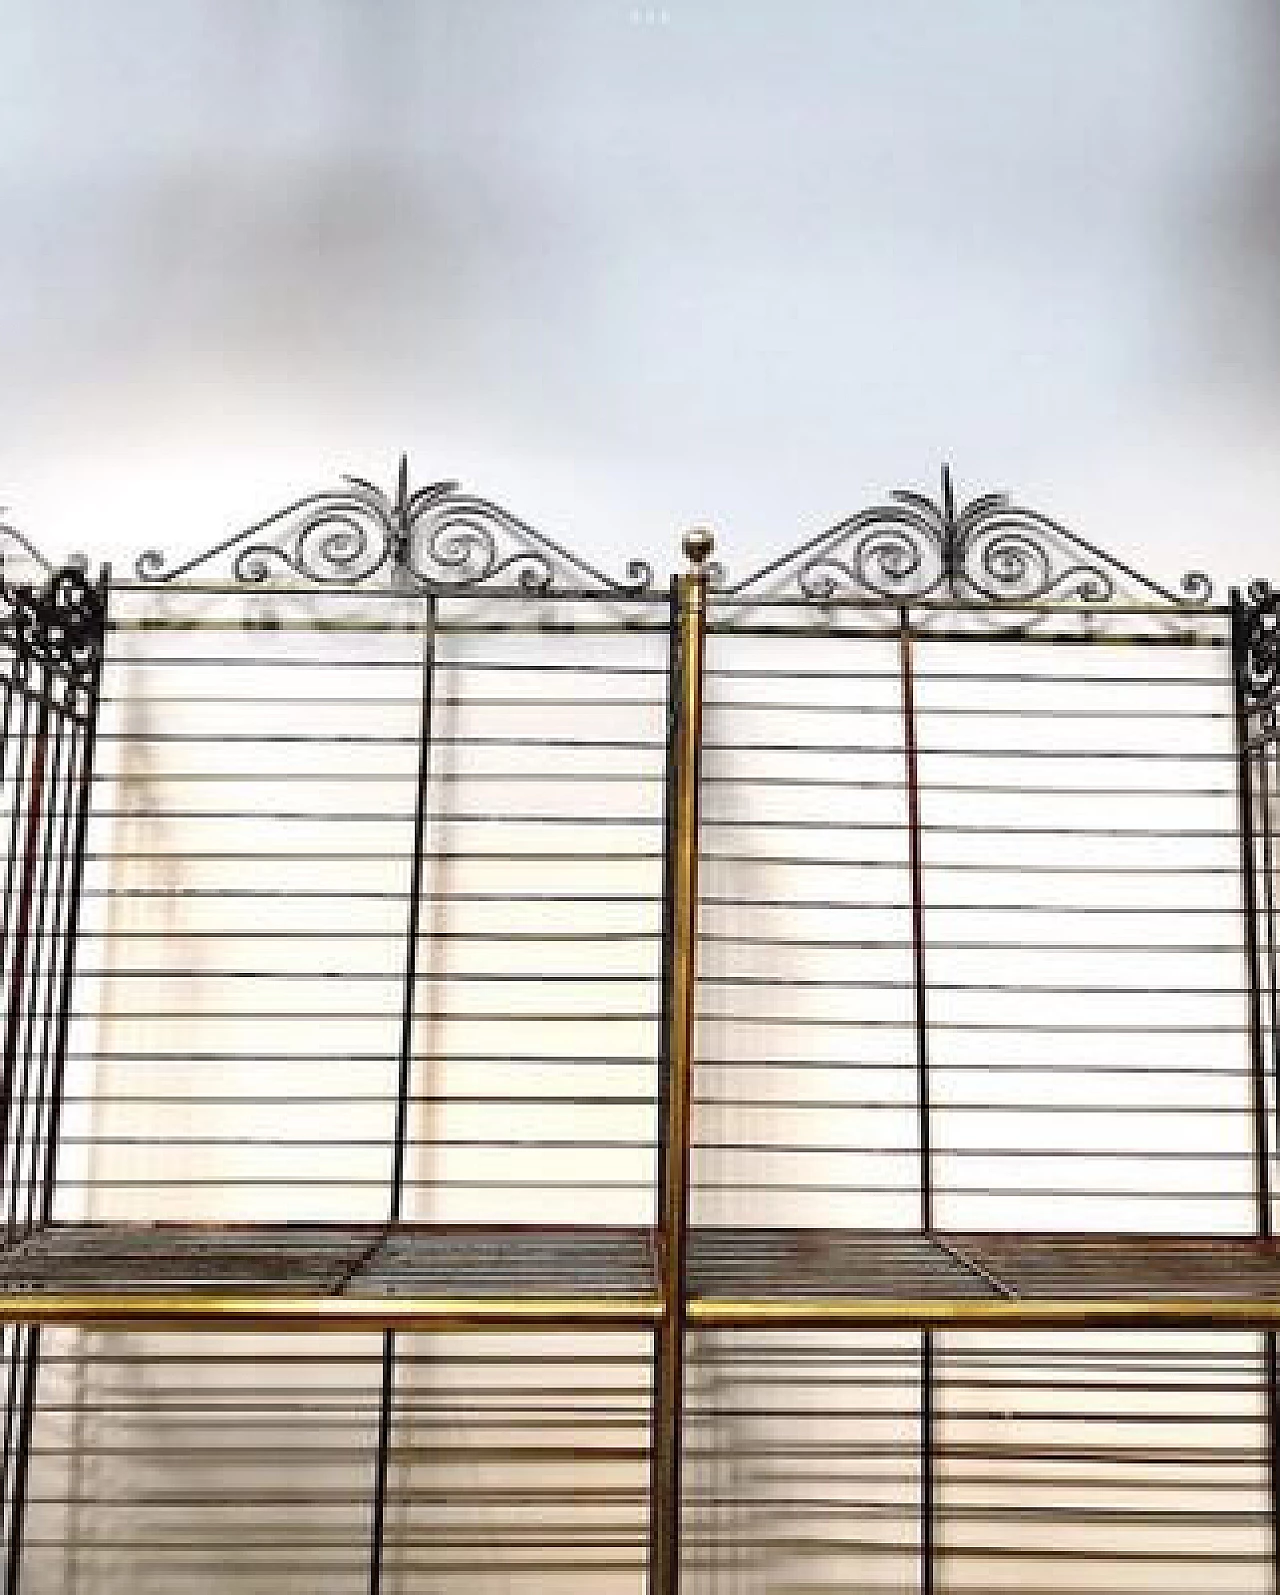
left=720, top=465, right=1214, bottom=608
left=1235, top=580, right=1280, bottom=709
left=1, top=564, right=107, bottom=678
left=135, top=456, right=655, bottom=596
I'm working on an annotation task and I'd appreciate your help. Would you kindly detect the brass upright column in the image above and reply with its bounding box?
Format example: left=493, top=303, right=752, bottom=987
left=651, top=529, right=712, bottom=1595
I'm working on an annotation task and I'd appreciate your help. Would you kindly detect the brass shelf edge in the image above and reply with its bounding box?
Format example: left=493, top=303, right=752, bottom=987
left=0, top=1293, right=665, bottom=1330
left=687, top=1297, right=1280, bottom=1329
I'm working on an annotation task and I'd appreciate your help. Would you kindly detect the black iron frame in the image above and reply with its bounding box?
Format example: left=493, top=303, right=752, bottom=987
left=0, top=560, right=107, bottom=1595
left=1234, top=577, right=1280, bottom=1584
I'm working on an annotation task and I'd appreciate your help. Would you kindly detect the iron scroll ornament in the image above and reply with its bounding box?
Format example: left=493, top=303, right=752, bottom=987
left=0, top=564, right=108, bottom=678
left=136, top=456, right=655, bottom=595
left=0, top=511, right=58, bottom=579
left=1234, top=580, right=1280, bottom=710
left=720, top=464, right=1214, bottom=607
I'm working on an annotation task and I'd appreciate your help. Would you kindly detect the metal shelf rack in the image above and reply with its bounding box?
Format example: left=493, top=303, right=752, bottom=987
left=3, top=459, right=1280, bottom=1592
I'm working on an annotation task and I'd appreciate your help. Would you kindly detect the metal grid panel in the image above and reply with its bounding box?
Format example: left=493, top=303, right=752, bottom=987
left=693, top=601, right=1251, bottom=1240
left=936, top=1331, right=1270, bottom=1595
left=916, top=620, right=1249, bottom=1233
left=58, top=586, right=666, bottom=1228
left=403, top=608, right=666, bottom=1225
left=684, top=1330, right=925, bottom=1593
left=383, top=1332, right=651, bottom=1590
left=688, top=1229, right=996, bottom=1303
left=363, top=1225, right=657, bottom=1301
left=685, top=1329, right=1271, bottom=1595
left=20, top=1330, right=381, bottom=1593
left=14, top=1329, right=650, bottom=1594
left=0, top=1224, right=662, bottom=1322
left=61, top=586, right=425, bottom=1223
left=949, top=1234, right=1280, bottom=1303
left=693, top=625, right=917, bottom=1229
left=686, top=1230, right=1280, bottom=1324
left=0, top=1223, right=368, bottom=1296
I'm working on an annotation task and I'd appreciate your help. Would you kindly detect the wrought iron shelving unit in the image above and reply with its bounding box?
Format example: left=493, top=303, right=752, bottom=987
left=3, top=461, right=1280, bottom=1591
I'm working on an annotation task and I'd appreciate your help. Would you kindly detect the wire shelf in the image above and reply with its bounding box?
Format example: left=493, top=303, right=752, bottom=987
left=688, top=1230, right=1280, bottom=1327
left=0, top=1223, right=662, bottom=1326
left=9, top=1225, right=1280, bottom=1330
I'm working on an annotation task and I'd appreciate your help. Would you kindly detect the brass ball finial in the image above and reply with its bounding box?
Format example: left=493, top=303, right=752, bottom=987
left=682, top=527, right=715, bottom=569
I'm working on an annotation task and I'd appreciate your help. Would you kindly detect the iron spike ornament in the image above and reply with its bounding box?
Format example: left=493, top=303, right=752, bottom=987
left=135, top=455, right=656, bottom=595
left=721, top=463, right=1216, bottom=608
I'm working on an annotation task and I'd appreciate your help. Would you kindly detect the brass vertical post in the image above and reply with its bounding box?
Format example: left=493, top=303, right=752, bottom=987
left=650, top=528, right=713, bottom=1595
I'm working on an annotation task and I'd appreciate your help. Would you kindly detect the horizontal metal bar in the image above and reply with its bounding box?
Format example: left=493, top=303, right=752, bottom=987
left=686, top=1299, right=1280, bottom=1328
left=0, top=1295, right=664, bottom=1328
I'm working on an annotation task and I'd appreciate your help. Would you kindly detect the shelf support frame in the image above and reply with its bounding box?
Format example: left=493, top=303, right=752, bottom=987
left=650, top=531, right=712, bottom=1595
left=1231, top=584, right=1280, bottom=1593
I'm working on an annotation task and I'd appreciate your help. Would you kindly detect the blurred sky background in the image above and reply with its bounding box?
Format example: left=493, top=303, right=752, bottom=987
left=1, top=0, right=1278, bottom=588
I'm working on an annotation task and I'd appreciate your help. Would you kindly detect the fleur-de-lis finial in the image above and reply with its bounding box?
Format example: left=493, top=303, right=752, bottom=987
left=939, top=461, right=958, bottom=596
left=390, top=454, right=412, bottom=576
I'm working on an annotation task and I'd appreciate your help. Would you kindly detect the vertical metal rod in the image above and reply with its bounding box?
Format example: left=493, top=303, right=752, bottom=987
left=41, top=585, right=109, bottom=1219
left=655, top=587, right=680, bottom=1228
left=5, top=685, right=51, bottom=1237
left=921, top=1331, right=936, bottom=1595
left=0, top=667, right=30, bottom=982
left=651, top=531, right=712, bottom=1595
left=898, top=612, right=932, bottom=1233
left=1231, top=590, right=1271, bottom=1238
left=652, top=579, right=681, bottom=1595
left=0, top=670, right=15, bottom=797
left=390, top=592, right=437, bottom=1223
left=21, top=692, right=71, bottom=1233
left=1267, top=1332, right=1280, bottom=1595
left=0, top=672, right=18, bottom=971
left=1260, top=733, right=1280, bottom=1595
left=368, top=1343, right=397, bottom=1595
left=1232, top=591, right=1280, bottom=1595
left=0, top=1330, right=19, bottom=1561
left=1, top=698, right=49, bottom=1241
left=1260, top=739, right=1280, bottom=1174
left=900, top=609, right=937, bottom=1595
left=1259, top=730, right=1280, bottom=1595
left=0, top=658, right=39, bottom=1595
left=3, top=1327, right=39, bottom=1595
left=369, top=594, right=437, bottom=1595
